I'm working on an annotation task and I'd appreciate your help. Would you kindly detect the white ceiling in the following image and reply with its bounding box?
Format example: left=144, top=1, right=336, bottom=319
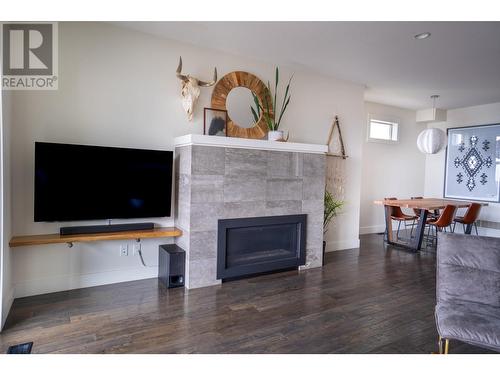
left=115, top=21, right=500, bottom=110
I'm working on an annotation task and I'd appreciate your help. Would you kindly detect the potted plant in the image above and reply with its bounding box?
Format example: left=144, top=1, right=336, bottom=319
left=251, top=67, right=292, bottom=141
left=323, top=190, right=343, bottom=266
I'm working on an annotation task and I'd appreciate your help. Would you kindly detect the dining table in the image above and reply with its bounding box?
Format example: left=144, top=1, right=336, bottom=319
left=373, top=198, right=488, bottom=251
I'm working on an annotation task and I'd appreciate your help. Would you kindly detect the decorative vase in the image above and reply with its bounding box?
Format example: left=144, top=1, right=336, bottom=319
left=268, top=130, right=284, bottom=141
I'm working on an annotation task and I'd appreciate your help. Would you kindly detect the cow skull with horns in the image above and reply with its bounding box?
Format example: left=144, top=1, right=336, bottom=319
left=176, top=57, right=217, bottom=121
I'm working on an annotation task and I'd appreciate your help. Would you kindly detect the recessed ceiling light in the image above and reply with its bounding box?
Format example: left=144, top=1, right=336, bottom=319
left=414, top=32, right=431, bottom=40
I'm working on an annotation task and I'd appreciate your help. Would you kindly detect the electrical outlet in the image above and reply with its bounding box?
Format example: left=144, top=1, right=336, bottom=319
left=120, top=244, right=128, bottom=256
left=133, top=242, right=141, bottom=256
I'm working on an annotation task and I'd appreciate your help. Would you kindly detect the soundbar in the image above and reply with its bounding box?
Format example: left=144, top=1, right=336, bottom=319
left=60, top=222, right=155, bottom=236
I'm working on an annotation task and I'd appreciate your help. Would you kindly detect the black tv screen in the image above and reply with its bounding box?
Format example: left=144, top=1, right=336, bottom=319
left=34, top=142, right=173, bottom=222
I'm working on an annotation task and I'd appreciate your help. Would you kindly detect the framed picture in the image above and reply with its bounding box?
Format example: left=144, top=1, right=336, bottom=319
left=204, top=108, right=228, bottom=137
left=444, top=123, right=500, bottom=202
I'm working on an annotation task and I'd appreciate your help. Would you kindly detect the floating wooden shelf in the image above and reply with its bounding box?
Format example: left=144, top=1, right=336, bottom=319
left=9, top=227, right=183, bottom=248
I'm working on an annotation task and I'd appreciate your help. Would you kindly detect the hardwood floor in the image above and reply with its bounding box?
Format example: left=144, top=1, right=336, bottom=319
left=0, top=234, right=493, bottom=354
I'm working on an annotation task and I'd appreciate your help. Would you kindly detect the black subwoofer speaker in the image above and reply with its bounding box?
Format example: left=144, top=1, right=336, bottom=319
left=158, top=244, right=185, bottom=288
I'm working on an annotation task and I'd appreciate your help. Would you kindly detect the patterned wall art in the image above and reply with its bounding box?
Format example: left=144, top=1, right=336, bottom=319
left=444, top=123, right=500, bottom=202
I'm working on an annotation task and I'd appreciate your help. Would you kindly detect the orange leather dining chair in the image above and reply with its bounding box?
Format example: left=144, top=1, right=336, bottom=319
left=385, top=197, right=417, bottom=239
left=426, top=205, right=458, bottom=245
left=452, top=203, right=481, bottom=235
left=411, top=196, right=438, bottom=220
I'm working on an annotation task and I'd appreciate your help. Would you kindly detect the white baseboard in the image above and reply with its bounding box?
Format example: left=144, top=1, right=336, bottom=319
left=359, top=224, right=386, bottom=235
left=14, top=267, right=158, bottom=299
left=1, top=286, right=14, bottom=331
left=359, top=225, right=500, bottom=238
left=476, top=227, right=500, bottom=237
left=326, top=238, right=360, bottom=252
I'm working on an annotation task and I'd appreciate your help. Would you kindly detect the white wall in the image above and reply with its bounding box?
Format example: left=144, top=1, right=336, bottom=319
left=359, top=102, right=427, bottom=234
left=424, top=102, right=500, bottom=232
left=1, top=77, right=14, bottom=329
left=6, top=22, right=365, bottom=298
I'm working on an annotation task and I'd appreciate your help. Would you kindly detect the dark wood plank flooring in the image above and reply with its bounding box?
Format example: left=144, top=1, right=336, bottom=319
left=0, top=234, right=493, bottom=354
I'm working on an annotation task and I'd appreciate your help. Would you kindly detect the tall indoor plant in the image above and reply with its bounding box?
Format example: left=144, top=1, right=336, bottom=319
left=323, top=190, right=343, bottom=265
left=251, top=67, right=292, bottom=141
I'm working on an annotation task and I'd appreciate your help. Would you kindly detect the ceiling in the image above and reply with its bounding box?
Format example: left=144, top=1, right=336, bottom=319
left=115, top=22, right=500, bottom=110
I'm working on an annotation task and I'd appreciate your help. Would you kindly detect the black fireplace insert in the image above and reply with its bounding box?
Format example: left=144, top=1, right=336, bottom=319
left=217, top=214, right=306, bottom=280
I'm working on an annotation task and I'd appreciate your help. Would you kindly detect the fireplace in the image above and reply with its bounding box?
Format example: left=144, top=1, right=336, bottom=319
left=217, top=214, right=307, bottom=280
left=174, top=135, right=326, bottom=288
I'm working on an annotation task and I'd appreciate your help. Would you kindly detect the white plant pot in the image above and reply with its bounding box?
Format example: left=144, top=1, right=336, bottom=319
left=268, top=130, right=284, bottom=141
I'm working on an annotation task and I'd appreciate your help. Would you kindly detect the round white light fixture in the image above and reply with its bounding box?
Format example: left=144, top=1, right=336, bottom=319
left=417, top=128, right=447, bottom=154
left=414, top=32, right=431, bottom=40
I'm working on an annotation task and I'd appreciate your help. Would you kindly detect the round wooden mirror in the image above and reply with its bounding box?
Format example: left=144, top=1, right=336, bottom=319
left=211, top=71, right=273, bottom=139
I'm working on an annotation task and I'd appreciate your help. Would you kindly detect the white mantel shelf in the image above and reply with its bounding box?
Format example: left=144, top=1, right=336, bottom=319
left=174, top=134, right=328, bottom=154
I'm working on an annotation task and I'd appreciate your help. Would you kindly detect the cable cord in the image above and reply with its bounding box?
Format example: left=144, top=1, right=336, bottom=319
left=137, top=249, right=158, bottom=268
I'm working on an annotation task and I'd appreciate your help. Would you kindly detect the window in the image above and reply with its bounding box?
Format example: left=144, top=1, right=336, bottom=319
left=368, top=118, right=399, bottom=143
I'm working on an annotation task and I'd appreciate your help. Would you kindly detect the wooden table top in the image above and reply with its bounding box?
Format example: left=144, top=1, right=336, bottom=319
left=373, top=198, right=488, bottom=210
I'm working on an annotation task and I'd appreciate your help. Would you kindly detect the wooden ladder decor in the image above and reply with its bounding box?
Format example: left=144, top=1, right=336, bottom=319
left=326, top=115, right=348, bottom=159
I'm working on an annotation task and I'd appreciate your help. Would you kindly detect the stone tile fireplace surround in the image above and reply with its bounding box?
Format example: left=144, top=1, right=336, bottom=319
left=174, top=134, right=328, bottom=289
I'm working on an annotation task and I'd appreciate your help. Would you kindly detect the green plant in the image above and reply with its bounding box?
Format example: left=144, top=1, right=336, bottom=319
left=324, top=190, right=343, bottom=235
left=251, top=67, right=292, bottom=131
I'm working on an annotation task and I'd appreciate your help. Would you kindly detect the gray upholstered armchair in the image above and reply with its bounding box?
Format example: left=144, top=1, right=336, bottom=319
left=436, top=233, right=500, bottom=353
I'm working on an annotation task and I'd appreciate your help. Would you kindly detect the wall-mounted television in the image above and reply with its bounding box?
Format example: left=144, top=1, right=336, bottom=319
left=34, top=142, right=173, bottom=222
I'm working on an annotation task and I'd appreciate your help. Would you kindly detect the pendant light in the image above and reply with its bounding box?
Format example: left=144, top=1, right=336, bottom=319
left=416, top=94, right=447, bottom=123
left=417, top=96, right=447, bottom=154
left=417, top=128, right=447, bottom=154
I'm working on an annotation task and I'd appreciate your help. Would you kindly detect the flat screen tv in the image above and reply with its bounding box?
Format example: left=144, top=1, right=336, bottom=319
left=34, top=142, right=173, bottom=222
